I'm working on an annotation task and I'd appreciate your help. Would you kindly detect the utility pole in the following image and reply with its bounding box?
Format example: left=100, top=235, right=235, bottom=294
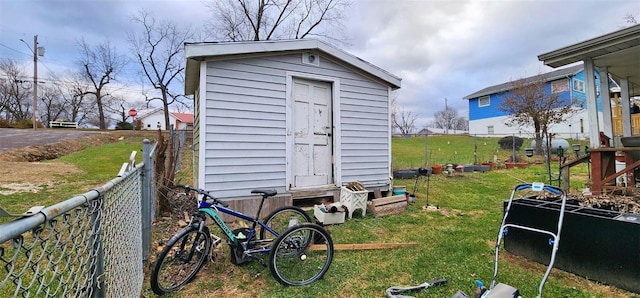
left=32, top=35, right=38, bottom=129
left=444, top=97, right=449, bottom=135
left=21, top=35, right=44, bottom=129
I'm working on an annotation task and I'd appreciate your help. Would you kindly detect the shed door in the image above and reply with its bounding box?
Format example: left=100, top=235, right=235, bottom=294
left=292, top=78, right=333, bottom=187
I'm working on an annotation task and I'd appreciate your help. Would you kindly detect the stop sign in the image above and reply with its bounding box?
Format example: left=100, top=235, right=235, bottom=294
left=128, top=109, right=138, bottom=117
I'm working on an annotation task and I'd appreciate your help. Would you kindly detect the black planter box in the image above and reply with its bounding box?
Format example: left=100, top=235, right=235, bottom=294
left=393, top=168, right=431, bottom=179
left=503, top=197, right=640, bottom=293
left=393, top=169, right=417, bottom=179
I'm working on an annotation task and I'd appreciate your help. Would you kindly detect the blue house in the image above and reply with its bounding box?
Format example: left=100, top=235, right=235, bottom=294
left=463, top=64, right=603, bottom=138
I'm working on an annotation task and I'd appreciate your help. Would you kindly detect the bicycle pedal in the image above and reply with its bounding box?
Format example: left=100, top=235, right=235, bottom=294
left=247, top=254, right=267, bottom=267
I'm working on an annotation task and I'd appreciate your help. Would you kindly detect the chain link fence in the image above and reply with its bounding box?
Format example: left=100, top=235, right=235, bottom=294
left=0, top=139, right=156, bottom=298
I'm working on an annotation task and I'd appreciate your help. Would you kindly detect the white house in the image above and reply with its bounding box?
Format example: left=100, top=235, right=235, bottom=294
left=136, top=108, right=194, bottom=130
left=184, top=39, right=401, bottom=214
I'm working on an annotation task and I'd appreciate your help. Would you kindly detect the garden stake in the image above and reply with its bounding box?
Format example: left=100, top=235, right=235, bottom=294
left=423, top=169, right=438, bottom=210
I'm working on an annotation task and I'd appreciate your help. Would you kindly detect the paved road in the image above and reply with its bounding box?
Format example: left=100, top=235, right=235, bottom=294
left=0, top=128, right=101, bottom=152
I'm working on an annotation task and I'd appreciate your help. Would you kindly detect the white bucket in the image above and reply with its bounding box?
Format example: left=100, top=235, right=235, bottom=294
left=615, top=160, right=627, bottom=186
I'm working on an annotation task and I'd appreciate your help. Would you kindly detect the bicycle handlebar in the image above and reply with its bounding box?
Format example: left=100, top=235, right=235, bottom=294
left=175, top=184, right=229, bottom=208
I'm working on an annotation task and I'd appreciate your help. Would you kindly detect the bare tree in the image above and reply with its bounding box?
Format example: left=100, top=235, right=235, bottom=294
left=434, top=108, right=468, bottom=132
left=432, top=107, right=467, bottom=133
left=58, top=72, right=95, bottom=126
left=499, top=74, right=576, bottom=154
left=390, top=91, right=399, bottom=133
left=393, top=108, right=417, bottom=136
left=39, top=83, right=66, bottom=126
left=205, top=0, right=351, bottom=43
left=454, top=117, right=469, bottom=131
left=129, top=10, right=195, bottom=213
left=78, top=39, right=126, bottom=129
left=0, top=58, right=32, bottom=122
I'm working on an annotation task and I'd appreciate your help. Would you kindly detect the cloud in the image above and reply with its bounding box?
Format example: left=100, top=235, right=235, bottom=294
left=1, top=0, right=638, bottom=128
left=344, top=0, right=638, bottom=127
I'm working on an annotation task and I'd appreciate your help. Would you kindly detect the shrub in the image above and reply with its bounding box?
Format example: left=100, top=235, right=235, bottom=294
left=115, top=121, right=134, bottom=130
left=0, top=117, right=11, bottom=128
left=14, top=119, right=34, bottom=129
left=498, top=136, right=524, bottom=150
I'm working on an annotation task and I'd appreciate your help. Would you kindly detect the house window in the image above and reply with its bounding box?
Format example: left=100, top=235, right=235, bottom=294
left=551, top=79, right=569, bottom=93
left=573, top=79, right=585, bottom=93
left=478, top=96, right=490, bottom=107
left=487, top=125, right=494, bottom=135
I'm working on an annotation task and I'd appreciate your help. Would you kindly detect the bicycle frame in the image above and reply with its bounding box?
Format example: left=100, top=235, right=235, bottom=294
left=197, top=200, right=280, bottom=254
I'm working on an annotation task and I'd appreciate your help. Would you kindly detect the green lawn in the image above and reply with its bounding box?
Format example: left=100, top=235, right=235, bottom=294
left=143, top=135, right=625, bottom=297
left=1, top=134, right=628, bottom=297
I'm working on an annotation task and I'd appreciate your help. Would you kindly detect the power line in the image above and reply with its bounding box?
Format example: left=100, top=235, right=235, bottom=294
left=0, top=42, right=31, bottom=57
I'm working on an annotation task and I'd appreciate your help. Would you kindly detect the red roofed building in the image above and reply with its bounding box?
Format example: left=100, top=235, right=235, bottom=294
left=171, top=112, right=194, bottom=130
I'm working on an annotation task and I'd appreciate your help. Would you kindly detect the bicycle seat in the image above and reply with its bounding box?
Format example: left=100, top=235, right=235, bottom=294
left=251, top=189, right=277, bottom=197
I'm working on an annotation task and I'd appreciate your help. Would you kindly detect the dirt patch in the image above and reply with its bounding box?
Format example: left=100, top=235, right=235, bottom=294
left=0, top=161, right=83, bottom=183
left=0, top=132, right=122, bottom=162
left=423, top=207, right=488, bottom=218
left=0, top=130, right=157, bottom=195
left=0, top=161, right=83, bottom=195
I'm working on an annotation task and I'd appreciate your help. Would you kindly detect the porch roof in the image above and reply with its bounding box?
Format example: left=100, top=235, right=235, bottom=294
left=538, top=24, right=640, bottom=96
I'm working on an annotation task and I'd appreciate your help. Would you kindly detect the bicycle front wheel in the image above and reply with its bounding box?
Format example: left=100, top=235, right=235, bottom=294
left=260, top=206, right=312, bottom=239
left=150, top=225, right=212, bottom=295
left=269, top=223, right=333, bottom=286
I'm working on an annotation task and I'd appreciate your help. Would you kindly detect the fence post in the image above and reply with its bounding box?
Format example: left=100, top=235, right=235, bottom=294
left=91, top=195, right=105, bottom=298
left=141, top=139, right=152, bottom=261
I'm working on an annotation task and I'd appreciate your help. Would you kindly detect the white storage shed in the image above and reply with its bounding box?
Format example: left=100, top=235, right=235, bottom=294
left=184, top=39, right=401, bottom=215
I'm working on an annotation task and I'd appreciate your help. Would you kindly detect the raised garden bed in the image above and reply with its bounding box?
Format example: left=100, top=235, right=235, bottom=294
left=502, top=196, right=640, bottom=293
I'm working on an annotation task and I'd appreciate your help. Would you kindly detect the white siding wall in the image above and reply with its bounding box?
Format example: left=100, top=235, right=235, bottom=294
left=468, top=109, right=600, bottom=140
left=201, top=53, right=391, bottom=198
left=140, top=112, right=166, bottom=130
left=139, top=111, right=180, bottom=131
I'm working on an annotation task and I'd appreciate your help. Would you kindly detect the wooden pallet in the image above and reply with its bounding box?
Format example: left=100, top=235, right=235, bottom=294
left=368, top=195, right=407, bottom=217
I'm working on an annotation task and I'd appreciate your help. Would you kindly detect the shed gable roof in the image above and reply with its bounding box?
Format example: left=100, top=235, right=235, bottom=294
left=463, top=64, right=583, bottom=100
left=184, top=39, right=401, bottom=94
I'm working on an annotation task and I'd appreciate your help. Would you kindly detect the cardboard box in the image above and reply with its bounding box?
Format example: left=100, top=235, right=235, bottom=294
left=314, top=204, right=345, bottom=225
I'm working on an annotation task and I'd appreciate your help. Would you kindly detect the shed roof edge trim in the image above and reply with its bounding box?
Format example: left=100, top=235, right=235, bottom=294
left=184, top=39, right=401, bottom=90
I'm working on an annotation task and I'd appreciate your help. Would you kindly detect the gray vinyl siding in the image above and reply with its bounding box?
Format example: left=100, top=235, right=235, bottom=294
left=202, top=53, right=391, bottom=198
left=340, top=75, right=390, bottom=187
left=192, top=90, right=201, bottom=187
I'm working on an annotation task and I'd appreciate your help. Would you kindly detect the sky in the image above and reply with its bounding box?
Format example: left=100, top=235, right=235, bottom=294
left=1, top=0, right=638, bottom=128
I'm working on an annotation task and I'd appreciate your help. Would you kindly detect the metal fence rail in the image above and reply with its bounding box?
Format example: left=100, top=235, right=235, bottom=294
left=0, top=139, right=155, bottom=297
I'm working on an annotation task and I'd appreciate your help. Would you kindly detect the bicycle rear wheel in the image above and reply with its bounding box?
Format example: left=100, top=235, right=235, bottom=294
left=150, top=225, right=212, bottom=295
left=269, top=223, right=333, bottom=286
left=260, top=206, right=312, bottom=239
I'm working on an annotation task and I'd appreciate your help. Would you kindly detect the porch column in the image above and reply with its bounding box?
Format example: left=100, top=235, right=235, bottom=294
left=584, top=58, right=600, bottom=148
left=620, top=77, right=632, bottom=137
left=620, top=78, right=631, bottom=136
left=598, top=67, right=613, bottom=140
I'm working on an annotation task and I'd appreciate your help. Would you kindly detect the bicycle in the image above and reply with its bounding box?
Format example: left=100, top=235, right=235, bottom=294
left=150, top=184, right=334, bottom=295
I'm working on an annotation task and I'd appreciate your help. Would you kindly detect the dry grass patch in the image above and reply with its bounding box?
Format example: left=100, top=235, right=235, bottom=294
left=0, top=161, right=83, bottom=195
